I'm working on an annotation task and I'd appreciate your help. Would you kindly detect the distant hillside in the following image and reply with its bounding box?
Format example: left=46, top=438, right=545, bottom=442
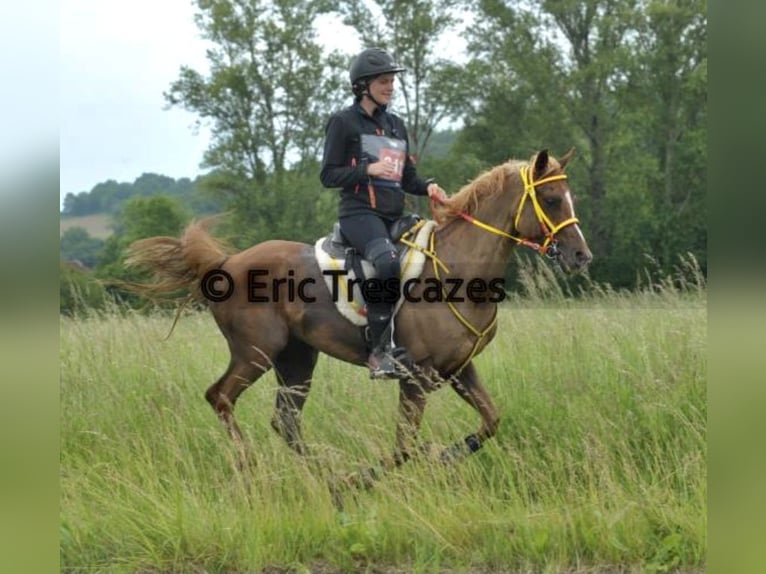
left=60, top=213, right=113, bottom=239
left=423, top=128, right=458, bottom=159
left=60, top=172, right=223, bottom=217
left=60, top=131, right=458, bottom=219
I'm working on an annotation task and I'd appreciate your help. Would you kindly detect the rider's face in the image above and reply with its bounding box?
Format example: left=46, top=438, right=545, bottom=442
left=367, top=73, right=396, bottom=106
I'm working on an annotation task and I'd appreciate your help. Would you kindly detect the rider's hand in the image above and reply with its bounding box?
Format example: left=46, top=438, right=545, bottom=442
left=427, top=183, right=448, bottom=202
left=367, top=160, right=397, bottom=179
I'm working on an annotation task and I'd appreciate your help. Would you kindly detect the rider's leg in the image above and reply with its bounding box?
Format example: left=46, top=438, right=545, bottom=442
left=339, top=214, right=402, bottom=378
left=364, top=237, right=401, bottom=374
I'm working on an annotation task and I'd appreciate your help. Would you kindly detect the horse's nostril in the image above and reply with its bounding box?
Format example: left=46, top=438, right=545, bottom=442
left=576, top=251, right=592, bottom=265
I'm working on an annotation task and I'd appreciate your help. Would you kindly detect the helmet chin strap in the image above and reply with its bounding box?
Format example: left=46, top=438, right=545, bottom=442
left=360, top=77, right=386, bottom=109
left=363, top=90, right=384, bottom=109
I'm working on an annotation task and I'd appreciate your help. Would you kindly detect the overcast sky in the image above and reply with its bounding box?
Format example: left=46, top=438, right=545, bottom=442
left=59, top=0, right=359, bottom=207
left=61, top=0, right=208, bottom=204
left=58, top=1, right=470, bottom=209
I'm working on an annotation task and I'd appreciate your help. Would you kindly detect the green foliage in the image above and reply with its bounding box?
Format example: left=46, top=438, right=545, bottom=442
left=161, top=0, right=348, bottom=248
left=166, top=0, right=346, bottom=180
left=61, top=173, right=222, bottom=217
left=636, top=0, right=707, bottom=276
left=61, top=179, right=133, bottom=215
left=66, top=0, right=706, bottom=297
left=420, top=128, right=457, bottom=159
left=418, top=148, right=488, bottom=197
left=465, top=0, right=706, bottom=287
left=197, top=162, right=337, bottom=248
left=59, top=262, right=107, bottom=316
left=59, top=226, right=104, bottom=268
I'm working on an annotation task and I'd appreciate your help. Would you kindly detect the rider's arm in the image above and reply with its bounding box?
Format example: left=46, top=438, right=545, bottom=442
left=320, top=114, right=368, bottom=189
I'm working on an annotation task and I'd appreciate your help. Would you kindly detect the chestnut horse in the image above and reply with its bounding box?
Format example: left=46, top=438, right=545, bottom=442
left=126, top=149, right=591, bottom=489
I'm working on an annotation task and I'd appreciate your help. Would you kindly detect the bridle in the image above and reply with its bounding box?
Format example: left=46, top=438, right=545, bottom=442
left=431, top=163, right=580, bottom=259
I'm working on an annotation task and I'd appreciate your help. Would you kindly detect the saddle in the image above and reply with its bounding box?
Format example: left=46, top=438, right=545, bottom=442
left=320, top=213, right=423, bottom=262
left=314, top=214, right=436, bottom=326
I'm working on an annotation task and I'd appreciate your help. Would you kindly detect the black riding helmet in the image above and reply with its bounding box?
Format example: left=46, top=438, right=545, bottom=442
left=350, top=48, right=406, bottom=98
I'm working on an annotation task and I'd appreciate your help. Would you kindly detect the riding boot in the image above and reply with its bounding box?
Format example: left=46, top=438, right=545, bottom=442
left=366, top=307, right=400, bottom=379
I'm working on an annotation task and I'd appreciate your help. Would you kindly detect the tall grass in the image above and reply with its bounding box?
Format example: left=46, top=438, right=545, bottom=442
left=61, top=270, right=706, bottom=573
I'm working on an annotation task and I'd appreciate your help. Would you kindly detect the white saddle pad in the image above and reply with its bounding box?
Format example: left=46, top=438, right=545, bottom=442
left=313, top=220, right=436, bottom=326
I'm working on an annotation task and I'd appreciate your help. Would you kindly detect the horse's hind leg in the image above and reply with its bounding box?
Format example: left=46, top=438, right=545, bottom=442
left=271, top=337, right=318, bottom=456
left=204, top=325, right=286, bottom=463
left=205, top=356, right=271, bottom=448
left=443, top=361, right=501, bottom=463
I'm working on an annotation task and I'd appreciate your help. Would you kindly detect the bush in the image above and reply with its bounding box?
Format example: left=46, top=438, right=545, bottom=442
left=60, top=262, right=107, bottom=316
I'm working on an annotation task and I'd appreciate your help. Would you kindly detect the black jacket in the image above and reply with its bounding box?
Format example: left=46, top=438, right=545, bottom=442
left=320, top=101, right=429, bottom=218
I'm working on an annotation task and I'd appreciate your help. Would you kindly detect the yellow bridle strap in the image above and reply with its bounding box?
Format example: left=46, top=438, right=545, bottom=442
left=458, top=209, right=543, bottom=252
left=447, top=165, right=579, bottom=255
left=515, top=166, right=579, bottom=250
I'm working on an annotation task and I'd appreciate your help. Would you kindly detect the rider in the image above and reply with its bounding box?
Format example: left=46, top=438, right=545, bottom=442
left=320, top=47, right=447, bottom=378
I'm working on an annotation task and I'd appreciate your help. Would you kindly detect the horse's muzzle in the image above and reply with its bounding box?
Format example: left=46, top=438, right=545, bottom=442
left=556, top=244, right=592, bottom=274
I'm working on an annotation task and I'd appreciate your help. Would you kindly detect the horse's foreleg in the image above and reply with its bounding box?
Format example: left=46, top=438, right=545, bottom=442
left=392, top=379, right=428, bottom=465
left=358, top=379, right=428, bottom=480
left=329, top=379, right=428, bottom=507
left=443, top=361, right=500, bottom=464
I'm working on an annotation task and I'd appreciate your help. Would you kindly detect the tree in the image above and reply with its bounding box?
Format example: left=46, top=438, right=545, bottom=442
left=164, top=0, right=347, bottom=246
left=107, top=196, right=191, bottom=241
left=470, top=0, right=645, bottom=258
left=132, top=173, right=176, bottom=197
left=165, top=0, right=346, bottom=181
left=60, top=174, right=224, bottom=218
left=60, top=227, right=104, bottom=268
left=542, top=0, right=646, bottom=265
left=463, top=0, right=581, bottom=158
left=464, top=0, right=705, bottom=286
left=637, top=0, right=707, bottom=274
left=61, top=180, right=133, bottom=215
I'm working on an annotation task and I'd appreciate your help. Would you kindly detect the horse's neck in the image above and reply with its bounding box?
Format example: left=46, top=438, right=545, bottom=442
left=435, top=198, right=517, bottom=282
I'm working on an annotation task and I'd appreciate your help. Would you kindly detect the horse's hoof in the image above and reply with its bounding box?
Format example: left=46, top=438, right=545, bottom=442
left=439, top=443, right=465, bottom=465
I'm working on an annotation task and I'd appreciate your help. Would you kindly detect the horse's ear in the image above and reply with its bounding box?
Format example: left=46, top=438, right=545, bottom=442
left=558, top=147, right=576, bottom=170
left=534, top=149, right=549, bottom=178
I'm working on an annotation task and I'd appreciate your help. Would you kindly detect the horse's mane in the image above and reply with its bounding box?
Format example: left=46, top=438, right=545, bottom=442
left=431, top=159, right=526, bottom=224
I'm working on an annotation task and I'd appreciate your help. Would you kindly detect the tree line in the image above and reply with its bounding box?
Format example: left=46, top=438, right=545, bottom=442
left=60, top=0, right=706, bottom=313
left=60, top=172, right=222, bottom=216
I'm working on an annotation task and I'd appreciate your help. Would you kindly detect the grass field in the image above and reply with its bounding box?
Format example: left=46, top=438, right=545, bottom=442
left=60, top=279, right=706, bottom=573
left=60, top=213, right=114, bottom=239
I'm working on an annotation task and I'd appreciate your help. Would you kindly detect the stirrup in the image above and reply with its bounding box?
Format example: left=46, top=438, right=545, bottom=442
left=368, top=348, right=399, bottom=379
left=368, top=346, right=411, bottom=379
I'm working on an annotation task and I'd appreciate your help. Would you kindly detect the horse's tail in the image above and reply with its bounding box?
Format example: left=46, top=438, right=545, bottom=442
left=124, top=215, right=231, bottom=303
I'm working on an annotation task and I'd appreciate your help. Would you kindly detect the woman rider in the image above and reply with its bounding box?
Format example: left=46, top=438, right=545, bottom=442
left=320, top=47, right=447, bottom=378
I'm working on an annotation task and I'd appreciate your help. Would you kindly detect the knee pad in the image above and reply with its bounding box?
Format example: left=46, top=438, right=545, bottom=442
left=364, top=237, right=400, bottom=281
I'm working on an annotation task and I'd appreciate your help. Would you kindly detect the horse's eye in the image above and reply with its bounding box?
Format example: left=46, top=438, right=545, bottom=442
left=543, top=196, right=560, bottom=208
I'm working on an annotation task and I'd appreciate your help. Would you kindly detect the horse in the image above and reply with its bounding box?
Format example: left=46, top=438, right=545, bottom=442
left=125, top=149, right=592, bottom=493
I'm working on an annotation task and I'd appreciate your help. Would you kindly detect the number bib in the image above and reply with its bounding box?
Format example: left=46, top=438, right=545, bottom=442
left=361, top=134, right=406, bottom=189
